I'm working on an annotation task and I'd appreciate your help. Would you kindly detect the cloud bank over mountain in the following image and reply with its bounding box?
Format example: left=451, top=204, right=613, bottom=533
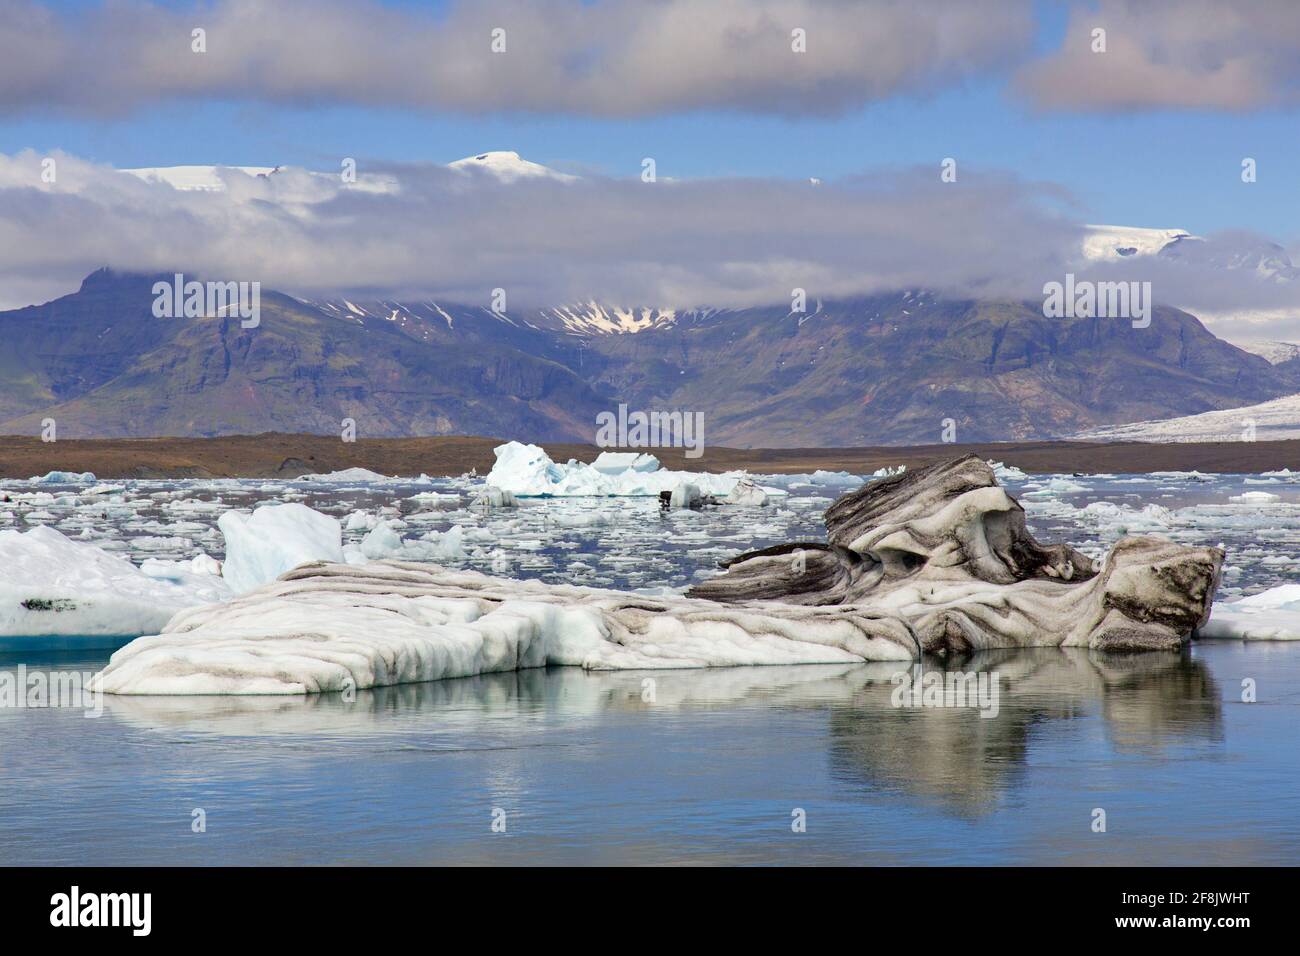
left=0, top=150, right=1084, bottom=309
left=2, top=150, right=1298, bottom=334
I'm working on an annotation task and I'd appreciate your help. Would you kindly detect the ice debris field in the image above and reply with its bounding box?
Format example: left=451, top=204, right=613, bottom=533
left=3, top=442, right=1300, bottom=687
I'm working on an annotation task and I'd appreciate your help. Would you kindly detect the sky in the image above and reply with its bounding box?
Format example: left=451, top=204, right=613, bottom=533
left=0, top=0, right=1298, bottom=330
left=1, top=0, right=1295, bottom=237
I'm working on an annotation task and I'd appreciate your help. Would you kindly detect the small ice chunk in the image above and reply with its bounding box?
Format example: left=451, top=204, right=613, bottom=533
left=359, top=521, right=404, bottom=559
left=669, top=483, right=702, bottom=509
left=722, top=477, right=770, bottom=507
left=470, top=486, right=518, bottom=509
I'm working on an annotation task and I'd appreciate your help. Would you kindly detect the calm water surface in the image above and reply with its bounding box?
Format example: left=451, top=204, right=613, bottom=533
left=2, top=642, right=1296, bottom=865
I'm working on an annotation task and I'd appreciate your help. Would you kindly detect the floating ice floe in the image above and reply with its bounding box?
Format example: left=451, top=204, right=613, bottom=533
left=295, top=467, right=398, bottom=483
left=89, top=456, right=1228, bottom=696
left=1229, top=491, right=1281, bottom=503
left=484, top=441, right=784, bottom=499
left=0, top=525, right=228, bottom=645
left=690, top=456, right=1222, bottom=654
left=348, top=520, right=467, bottom=563
left=1202, top=585, right=1300, bottom=641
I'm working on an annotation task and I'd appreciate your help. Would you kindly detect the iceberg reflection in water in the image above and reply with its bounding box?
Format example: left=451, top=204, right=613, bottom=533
left=3, top=643, right=1290, bottom=865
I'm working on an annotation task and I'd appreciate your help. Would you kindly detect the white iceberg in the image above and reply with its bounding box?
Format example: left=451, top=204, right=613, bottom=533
left=348, top=522, right=467, bottom=563
left=1201, top=585, right=1300, bottom=641
left=1229, top=491, right=1281, bottom=503
left=484, top=441, right=782, bottom=499
left=296, top=467, right=401, bottom=483
left=217, top=503, right=344, bottom=593
left=0, top=526, right=229, bottom=642
left=722, top=477, right=770, bottom=507
left=987, top=461, right=1028, bottom=482
left=27, top=470, right=96, bottom=484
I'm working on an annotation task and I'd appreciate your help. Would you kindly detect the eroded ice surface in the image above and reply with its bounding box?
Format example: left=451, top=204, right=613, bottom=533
left=4, top=456, right=1300, bottom=653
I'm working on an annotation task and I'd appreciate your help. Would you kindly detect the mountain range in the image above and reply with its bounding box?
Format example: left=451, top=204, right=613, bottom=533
left=1, top=153, right=1296, bottom=447
left=1, top=266, right=1296, bottom=447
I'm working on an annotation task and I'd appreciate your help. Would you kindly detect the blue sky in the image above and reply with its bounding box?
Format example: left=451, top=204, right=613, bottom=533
left=2, top=0, right=1296, bottom=240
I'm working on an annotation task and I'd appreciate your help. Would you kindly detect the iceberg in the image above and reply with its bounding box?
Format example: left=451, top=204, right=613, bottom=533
left=0, top=525, right=229, bottom=645
left=986, top=461, right=1028, bottom=482
left=296, top=467, right=392, bottom=482
left=1229, top=491, right=1281, bottom=503
left=722, top=477, right=770, bottom=507
left=27, top=471, right=96, bottom=484
left=1201, top=585, right=1300, bottom=641
left=484, top=441, right=783, bottom=499
left=90, top=561, right=909, bottom=695
left=218, top=503, right=344, bottom=593
left=668, top=482, right=703, bottom=509
left=89, top=456, right=1228, bottom=696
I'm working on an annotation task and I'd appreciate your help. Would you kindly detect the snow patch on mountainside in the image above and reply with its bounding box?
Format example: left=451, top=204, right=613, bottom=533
left=540, top=302, right=677, bottom=334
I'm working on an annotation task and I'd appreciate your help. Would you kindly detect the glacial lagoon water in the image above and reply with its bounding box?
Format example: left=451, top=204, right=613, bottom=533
left=2, top=469, right=1299, bottom=864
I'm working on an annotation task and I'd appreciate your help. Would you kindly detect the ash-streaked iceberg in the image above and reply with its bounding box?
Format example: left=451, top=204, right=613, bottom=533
left=89, top=561, right=910, bottom=695
left=89, top=456, right=1228, bottom=697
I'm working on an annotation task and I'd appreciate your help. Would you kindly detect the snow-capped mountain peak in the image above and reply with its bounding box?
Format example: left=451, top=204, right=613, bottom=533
left=1081, top=224, right=1194, bottom=261
left=120, top=150, right=573, bottom=192
left=448, top=150, right=575, bottom=182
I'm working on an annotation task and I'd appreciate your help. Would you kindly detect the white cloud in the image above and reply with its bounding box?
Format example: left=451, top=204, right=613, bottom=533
left=1017, top=0, right=1300, bottom=112
left=0, top=0, right=1033, bottom=118
left=0, top=150, right=1087, bottom=310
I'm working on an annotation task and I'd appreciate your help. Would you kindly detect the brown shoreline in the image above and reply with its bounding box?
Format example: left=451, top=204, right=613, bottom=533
left=2, top=433, right=1298, bottom=479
